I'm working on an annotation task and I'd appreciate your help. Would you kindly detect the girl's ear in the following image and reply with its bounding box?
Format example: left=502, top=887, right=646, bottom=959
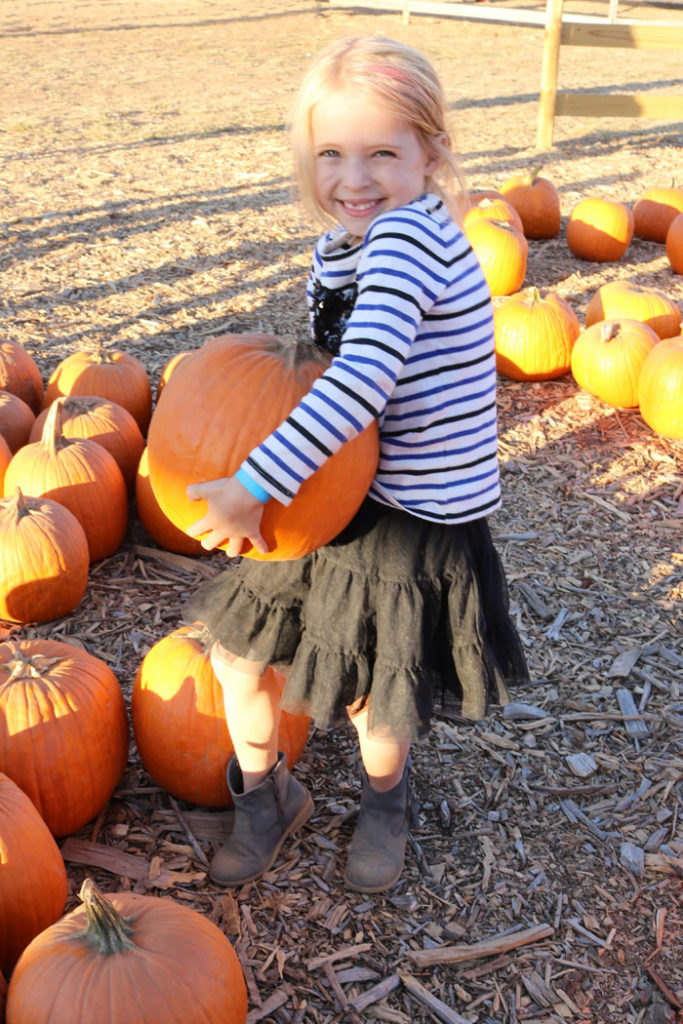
left=424, top=132, right=449, bottom=176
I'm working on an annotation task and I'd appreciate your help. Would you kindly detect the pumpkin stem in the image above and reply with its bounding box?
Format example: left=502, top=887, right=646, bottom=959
left=528, top=165, right=543, bottom=185
left=41, top=398, right=70, bottom=452
left=9, top=487, right=31, bottom=522
left=75, top=879, right=137, bottom=954
left=600, top=321, right=622, bottom=344
left=3, top=650, right=63, bottom=682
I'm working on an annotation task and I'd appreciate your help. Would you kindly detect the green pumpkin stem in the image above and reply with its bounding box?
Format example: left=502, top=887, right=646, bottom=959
left=76, top=879, right=137, bottom=954
left=10, top=487, right=31, bottom=522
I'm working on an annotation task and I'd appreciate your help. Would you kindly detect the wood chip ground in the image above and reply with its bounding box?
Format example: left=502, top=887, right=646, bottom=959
left=1, top=1, right=681, bottom=1022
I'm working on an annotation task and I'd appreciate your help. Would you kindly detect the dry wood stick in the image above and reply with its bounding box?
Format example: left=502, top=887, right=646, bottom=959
left=399, top=974, right=473, bottom=1024
left=245, top=988, right=290, bottom=1023
left=406, top=922, right=554, bottom=967
left=349, top=974, right=401, bottom=1013
left=307, top=942, right=373, bottom=971
left=168, top=794, right=210, bottom=867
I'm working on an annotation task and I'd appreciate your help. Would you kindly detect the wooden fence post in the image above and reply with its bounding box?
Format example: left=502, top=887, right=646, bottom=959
left=537, top=0, right=564, bottom=151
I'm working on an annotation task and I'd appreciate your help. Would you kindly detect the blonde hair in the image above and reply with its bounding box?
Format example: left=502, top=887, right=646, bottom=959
left=291, top=36, right=467, bottom=226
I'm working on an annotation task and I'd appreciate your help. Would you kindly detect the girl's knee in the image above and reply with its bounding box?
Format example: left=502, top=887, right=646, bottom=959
left=210, top=641, right=266, bottom=678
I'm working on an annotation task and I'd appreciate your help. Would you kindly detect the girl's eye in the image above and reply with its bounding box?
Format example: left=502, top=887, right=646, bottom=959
left=318, top=149, right=340, bottom=158
left=374, top=149, right=396, bottom=158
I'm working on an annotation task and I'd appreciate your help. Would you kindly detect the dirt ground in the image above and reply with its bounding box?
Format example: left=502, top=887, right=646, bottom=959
left=1, top=1, right=682, bottom=1023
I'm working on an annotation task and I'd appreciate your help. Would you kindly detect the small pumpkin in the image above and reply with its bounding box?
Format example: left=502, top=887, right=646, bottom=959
left=6, top=879, right=248, bottom=1024
left=566, top=197, right=634, bottom=262
left=638, top=335, right=683, bottom=439
left=146, top=334, right=380, bottom=561
left=44, top=347, right=152, bottom=434
left=463, top=195, right=524, bottom=234
left=0, top=772, right=68, bottom=975
left=633, top=185, right=683, bottom=243
left=584, top=280, right=681, bottom=340
left=499, top=165, right=561, bottom=239
left=0, top=436, right=10, bottom=493
left=135, top=446, right=204, bottom=556
left=30, top=395, right=144, bottom=492
left=132, top=623, right=310, bottom=806
left=666, top=212, right=683, bottom=274
left=0, top=342, right=44, bottom=416
left=4, top=398, right=128, bottom=562
left=464, top=218, right=528, bottom=296
left=570, top=319, right=659, bottom=408
left=0, top=638, right=129, bottom=837
left=0, top=489, right=89, bottom=624
left=494, top=287, right=579, bottom=381
left=0, top=390, right=35, bottom=453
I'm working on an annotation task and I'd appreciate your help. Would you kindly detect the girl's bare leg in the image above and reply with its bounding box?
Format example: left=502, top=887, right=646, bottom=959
left=210, top=641, right=280, bottom=791
left=347, top=703, right=410, bottom=789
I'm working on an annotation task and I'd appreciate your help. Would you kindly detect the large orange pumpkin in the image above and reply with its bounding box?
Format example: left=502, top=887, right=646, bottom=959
left=0, top=489, right=89, bottom=624
left=44, top=348, right=152, bottom=434
left=0, top=772, right=68, bottom=975
left=494, top=287, right=579, bottom=381
left=30, top=395, right=144, bottom=492
left=566, top=197, right=634, bottom=262
left=633, top=186, right=683, bottom=243
left=570, top=319, right=659, bottom=408
left=499, top=166, right=561, bottom=239
left=666, top=212, right=683, bottom=274
left=0, top=390, right=35, bottom=454
left=584, top=280, right=681, bottom=341
left=463, top=195, right=524, bottom=235
left=6, top=879, right=248, bottom=1024
left=0, top=638, right=129, bottom=837
left=4, top=399, right=128, bottom=562
left=132, top=623, right=311, bottom=806
left=0, top=436, right=10, bottom=493
left=638, top=335, right=683, bottom=439
left=135, top=447, right=205, bottom=556
left=146, top=334, right=380, bottom=561
left=464, top=218, right=528, bottom=296
left=0, top=342, right=44, bottom=416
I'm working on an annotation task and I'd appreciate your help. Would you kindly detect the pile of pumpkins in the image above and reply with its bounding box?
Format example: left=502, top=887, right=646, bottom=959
left=463, top=173, right=683, bottom=440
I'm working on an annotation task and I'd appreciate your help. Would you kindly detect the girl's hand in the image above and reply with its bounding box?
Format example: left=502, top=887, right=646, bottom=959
left=186, top=476, right=269, bottom=557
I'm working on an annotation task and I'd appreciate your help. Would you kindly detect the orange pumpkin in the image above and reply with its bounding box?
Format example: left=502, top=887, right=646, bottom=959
left=463, top=195, right=524, bottom=234
left=6, top=879, right=248, bottom=1024
left=638, top=335, right=683, bottom=439
left=566, top=197, right=634, bottom=262
left=0, top=772, right=68, bottom=975
left=585, top=280, right=681, bottom=340
left=4, top=399, right=128, bottom=562
left=132, top=623, right=310, bottom=806
left=44, top=348, right=152, bottom=434
left=570, top=319, right=659, bottom=408
left=494, top=287, right=579, bottom=381
left=464, top=218, right=528, bottom=296
left=0, top=436, right=10, bottom=493
left=146, top=334, right=380, bottom=561
left=156, top=350, right=191, bottom=403
left=0, top=342, right=44, bottom=416
left=666, top=212, right=683, bottom=274
left=0, top=489, right=89, bottom=624
left=30, top=395, right=144, bottom=493
left=0, top=390, right=35, bottom=453
left=135, top=446, right=204, bottom=556
left=0, top=638, right=129, bottom=837
left=633, top=186, right=683, bottom=243
left=499, top=166, right=561, bottom=239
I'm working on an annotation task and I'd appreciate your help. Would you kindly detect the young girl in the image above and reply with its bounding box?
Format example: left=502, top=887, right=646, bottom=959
left=183, top=35, right=529, bottom=893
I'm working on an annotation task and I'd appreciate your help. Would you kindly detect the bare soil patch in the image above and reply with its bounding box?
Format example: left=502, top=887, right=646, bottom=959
left=1, top=2, right=682, bottom=1022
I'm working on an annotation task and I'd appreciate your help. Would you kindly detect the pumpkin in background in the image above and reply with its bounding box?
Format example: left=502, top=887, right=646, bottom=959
left=584, top=280, right=681, bottom=340
left=0, top=390, right=35, bottom=453
left=44, top=348, right=152, bottom=434
left=464, top=218, right=528, bottom=296
left=30, top=395, right=144, bottom=493
left=135, top=447, right=204, bottom=556
left=499, top=166, right=561, bottom=239
left=494, top=287, right=580, bottom=381
left=566, top=197, right=634, bottom=262
left=638, top=335, right=683, bottom=439
left=132, top=623, right=310, bottom=806
left=4, top=399, right=128, bottom=562
left=0, top=437, right=10, bottom=493
left=0, top=342, right=44, bottom=416
left=0, top=490, right=89, bottom=624
left=0, top=638, right=129, bottom=837
left=146, top=334, right=380, bottom=561
left=0, top=970, right=6, bottom=1021
left=633, top=185, right=683, bottom=243
left=463, top=195, right=524, bottom=234
left=0, top=772, right=68, bottom=975
left=155, top=350, right=191, bottom=403
left=666, top=212, right=683, bottom=274
left=570, top=319, right=659, bottom=408
left=6, top=879, right=248, bottom=1024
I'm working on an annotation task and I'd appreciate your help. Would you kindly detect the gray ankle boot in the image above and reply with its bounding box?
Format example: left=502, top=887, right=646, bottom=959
left=344, top=761, right=414, bottom=893
left=209, top=752, right=314, bottom=886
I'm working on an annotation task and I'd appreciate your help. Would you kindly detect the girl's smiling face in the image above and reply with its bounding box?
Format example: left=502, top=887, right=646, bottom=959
left=311, top=85, right=441, bottom=238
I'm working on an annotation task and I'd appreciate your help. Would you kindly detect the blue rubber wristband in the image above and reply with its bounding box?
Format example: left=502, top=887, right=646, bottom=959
left=235, top=467, right=271, bottom=504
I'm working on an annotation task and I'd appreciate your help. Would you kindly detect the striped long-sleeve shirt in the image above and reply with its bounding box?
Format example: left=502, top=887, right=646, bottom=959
left=241, top=193, right=502, bottom=524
